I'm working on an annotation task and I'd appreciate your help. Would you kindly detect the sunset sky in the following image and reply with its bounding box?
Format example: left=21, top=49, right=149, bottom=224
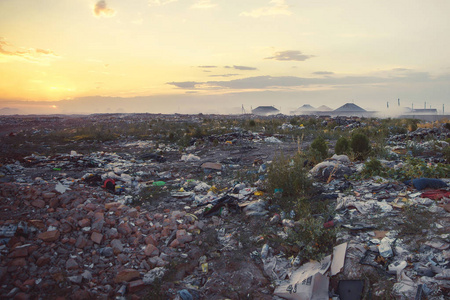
left=1, top=0, right=450, bottom=114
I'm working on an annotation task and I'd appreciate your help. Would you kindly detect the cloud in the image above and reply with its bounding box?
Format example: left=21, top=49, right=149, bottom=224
left=93, top=1, right=116, bottom=17
left=224, top=65, right=257, bottom=70
left=0, top=38, right=58, bottom=62
left=198, top=65, right=217, bottom=68
left=207, top=76, right=304, bottom=89
left=240, top=0, right=292, bottom=18
left=313, top=71, right=334, bottom=75
left=265, top=50, right=313, bottom=61
left=166, top=81, right=200, bottom=89
left=148, top=0, right=177, bottom=6
left=191, top=0, right=217, bottom=9
left=392, top=68, right=411, bottom=72
left=209, top=74, right=240, bottom=78
left=167, top=72, right=435, bottom=91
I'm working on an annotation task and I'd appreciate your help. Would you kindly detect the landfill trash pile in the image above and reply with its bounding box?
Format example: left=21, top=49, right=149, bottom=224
left=0, top=114, right=449, bottom=299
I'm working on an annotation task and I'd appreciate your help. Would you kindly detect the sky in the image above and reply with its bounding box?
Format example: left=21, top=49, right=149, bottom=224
left=1, top=0, right=450, bottom=114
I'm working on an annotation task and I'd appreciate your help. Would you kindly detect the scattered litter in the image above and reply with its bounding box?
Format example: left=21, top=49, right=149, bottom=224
left=55, top=182, right=70, bottom=194
left=181, top=154, right=201, bottom=162
left=404, top=178, right=448, bottom=190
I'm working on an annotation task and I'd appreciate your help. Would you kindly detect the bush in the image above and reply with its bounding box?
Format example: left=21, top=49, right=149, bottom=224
left=444, top=123, right=450, bottom=131
left=266, top=153, right=313, bottom=199
left=310, top=136, right=328, bottom=161
left=351, top=133, right=371, bottom=160
left=335, top=136, right=350, bottom=155
left=284, top=215, right=338, bottom=262
left=443, top=146, right=450, bottom=163
left=361, top=158, right=384, bottom=178
left=249, top=119, right=256, bottom=127
left=407, top=119, right=418, bottom=132
left=387, top=156, right=450, bottom=181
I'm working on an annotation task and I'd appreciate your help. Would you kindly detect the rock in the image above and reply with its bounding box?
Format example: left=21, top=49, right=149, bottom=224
left=117, top=222, right=132, bottom=235
left=114, top=269, right=140, bottom=283
left=9, top=245, right=30, bottom=258
left=13, top=292, right=30, bottom=300
left=37, top=230, right=60, bottom=242
left=143, top=267, right=166, bottom=285
left=128, top=208, right=138, bottom=218
left=75, top=235, right=88, bottom=249
left=100, top=247, right=114, bottom=257
left=90, top=232, right=103, bottom=244
left=144, top=235, right=158, bottom=246
left=176, top=230, right=193, bottom=244
left=105, top=202, right=121, bottom=210
left=201, top=162, right=222, bottom=170
left=10, top=258, right=26, bottom=267
left=68, top=275, right=82, bottom=284
left=31, top=199, right=45, bottom=208
left=128, top=279, right=145, bottom=293
left=78, top=218, right=90, bottom=228
left=81, top=270, right=93, bottom=281
left=36, top=256, right=51, bottom=267
left=111, top=239, right=123, bottom=254
left=42, top=192, right=56, bottom=199
left=144, top=244, right=159, bottom=257
left=94, top=212, right=104, bottom=221
left=65, top=258, right=78, bottom=270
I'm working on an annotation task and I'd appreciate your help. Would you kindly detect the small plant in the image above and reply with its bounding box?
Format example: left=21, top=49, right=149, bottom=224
left=444, top=123, right=450, bottom=130
left=351, top=133, right=371, bottom=160
left=407, top=119, right=419, bottom=132
left=310, top=136, right=328, bottom=161
left=387, top=156, right=450, bottom=181
left=443, top=146, right=450, bottom=163
left=284, top=215, right=338, bottom=262
left=248, top=119, right=256, bottom=127
left=399, top=205, right=433, bottom=236
left=334, top=136, right=350, bottom=155
left=361, top=158, right=384, bottom=178
left=266, top=153, right=314, bottom=209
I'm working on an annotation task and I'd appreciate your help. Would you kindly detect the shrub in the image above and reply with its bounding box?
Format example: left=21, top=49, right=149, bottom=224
left=249, top=119, right=256, bottom=127
left=351, top=133, right=371, bottom=160
left=335, top=136, right=350, bottom=155
left=387, top=156, right=450, bottom=180
left=445, top=123, right=450, bottom=131
left=408, top=119, right=418, bottom=132
left=266, top=153, right=313, bottom=199
left=310, top=136, right=328, bottom=161
left=443, top=146, right=450, bottom=163
left=361, top=158, right=384, bottom=178
left=284, top=215, right=338, bottom=262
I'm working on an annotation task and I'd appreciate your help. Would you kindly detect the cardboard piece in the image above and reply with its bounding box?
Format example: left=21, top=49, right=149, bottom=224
left=331, top=242, right=348, bottom=276
left=274, top=255, right=331, bottom=300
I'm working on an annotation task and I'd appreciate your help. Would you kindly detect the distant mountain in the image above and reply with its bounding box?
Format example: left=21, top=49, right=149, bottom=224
left=317, top=105, right=332, bottom=111
left=0, top=107, right=22, bottom=115
left=334, top=103, right=366, bottom=112
left=297, top=104, right=316, bottom=111
left=252, top=106, right=280, bottom=116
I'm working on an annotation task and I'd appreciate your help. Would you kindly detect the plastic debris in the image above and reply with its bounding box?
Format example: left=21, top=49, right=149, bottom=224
left=404, top=178, right=448, bottom=190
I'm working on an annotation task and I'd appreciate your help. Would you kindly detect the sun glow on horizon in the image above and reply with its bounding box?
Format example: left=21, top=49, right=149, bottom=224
left=0, top=0, right=449, bottom=113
